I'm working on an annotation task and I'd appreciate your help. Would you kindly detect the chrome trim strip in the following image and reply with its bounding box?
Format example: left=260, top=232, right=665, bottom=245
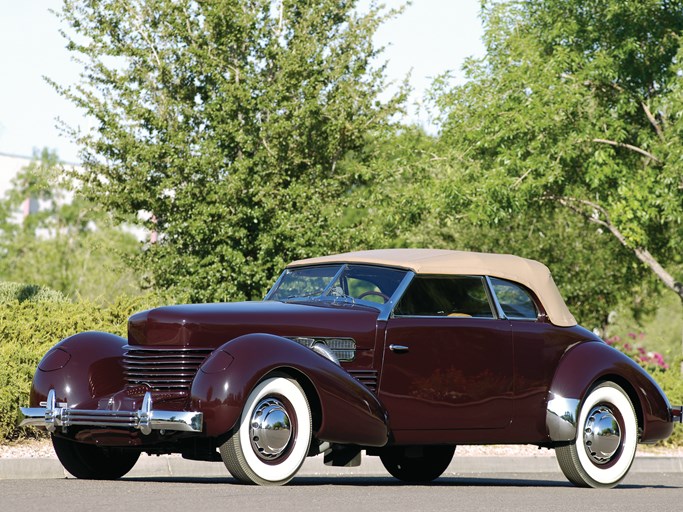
left=485, top=276, right=507, bottom=320
left=387, top=314, right=498, bottom=320
left=546, top=395, right=580, bottom=441
left=19, top=390, right=203, bottom=434
left=379, top=271, right=415, bottom=322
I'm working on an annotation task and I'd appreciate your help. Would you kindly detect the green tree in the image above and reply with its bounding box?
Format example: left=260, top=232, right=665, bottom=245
left=0, top=148, right=141, bottom=300
left=336, top=125, right=641, bottom=328
left=341, top=126, right=449, bottom=248
left=54, top=0, right=404, bottom=301
left=435, top=0, right=683, bottom=306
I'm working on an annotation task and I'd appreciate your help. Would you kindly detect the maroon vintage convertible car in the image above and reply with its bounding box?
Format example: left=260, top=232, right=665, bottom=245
left=21, top=249, right=681, bottom=487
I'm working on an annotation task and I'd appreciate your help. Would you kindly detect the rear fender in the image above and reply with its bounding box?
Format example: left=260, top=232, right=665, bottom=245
left=29, top=331, right=127, bottom=410
left=190, top=333, right=388, bottom=446
left=546, top=341, right=673, bottom=443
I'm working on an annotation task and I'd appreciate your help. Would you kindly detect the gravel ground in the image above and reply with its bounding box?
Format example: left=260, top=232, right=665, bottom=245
left=1, top=438, right=680, bottom=459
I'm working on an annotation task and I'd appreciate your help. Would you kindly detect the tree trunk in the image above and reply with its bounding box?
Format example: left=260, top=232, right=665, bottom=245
left=555, top=196, right=683, bottom=302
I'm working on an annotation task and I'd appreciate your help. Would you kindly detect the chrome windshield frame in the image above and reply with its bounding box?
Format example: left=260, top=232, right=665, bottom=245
left=378, top=271, right=415, bottom=321
left=266, top=264, right=412, bottom=318
left=321, top=264, right=349, bottom=296
left=265, top=264, right=346, bottom=301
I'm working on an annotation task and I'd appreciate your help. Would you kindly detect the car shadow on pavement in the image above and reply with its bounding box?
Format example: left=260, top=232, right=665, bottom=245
left=122, top=475, right=678, bottom=489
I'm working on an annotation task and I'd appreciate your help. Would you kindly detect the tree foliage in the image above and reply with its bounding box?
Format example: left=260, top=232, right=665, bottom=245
left=55, top=0, right=404, bottom=301
left=435, top=0, right=683, bottom=304
left=0, top=149, right=141, bottom=300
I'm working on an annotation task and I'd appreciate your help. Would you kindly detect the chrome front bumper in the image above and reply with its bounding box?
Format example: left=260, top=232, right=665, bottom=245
left=20, top=389, right=203, bottom=435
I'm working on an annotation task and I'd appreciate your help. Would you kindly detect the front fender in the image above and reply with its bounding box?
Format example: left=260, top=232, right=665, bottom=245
left=190, top=333, right=388, bottom=447
left=29, top=331, right=127, bottom=410
left=546, top=341, right=673, bottom=443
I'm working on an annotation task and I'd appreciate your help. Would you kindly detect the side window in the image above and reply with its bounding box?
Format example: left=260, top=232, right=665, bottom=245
left=394, top=276, right=494, bottom=318
left=490, top=278, right=538, bottom=320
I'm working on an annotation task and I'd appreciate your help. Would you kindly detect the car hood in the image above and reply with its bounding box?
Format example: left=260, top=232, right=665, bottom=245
left=127, top=300, right=380, bottom=349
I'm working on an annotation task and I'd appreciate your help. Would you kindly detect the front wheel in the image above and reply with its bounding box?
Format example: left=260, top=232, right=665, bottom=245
left=380, top=445, right=455, bottom=483
left=220, top=376, right=312, bottom=486
left=555, top=382, right=638, bottom=488
left=52, top=435, right=140, bottom=479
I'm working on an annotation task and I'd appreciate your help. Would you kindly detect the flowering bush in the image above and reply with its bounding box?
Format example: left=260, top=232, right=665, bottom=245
left=605, top=332, right=669, bottom=371
left=605, top=333, right=683, bottom=446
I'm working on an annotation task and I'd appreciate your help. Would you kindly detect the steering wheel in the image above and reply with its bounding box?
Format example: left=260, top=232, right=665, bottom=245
left=358, top=290, right=390, bottom=303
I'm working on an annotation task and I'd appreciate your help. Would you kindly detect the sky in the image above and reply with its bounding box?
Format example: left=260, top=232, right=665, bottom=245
left=0, top=1, right=485, bottom=165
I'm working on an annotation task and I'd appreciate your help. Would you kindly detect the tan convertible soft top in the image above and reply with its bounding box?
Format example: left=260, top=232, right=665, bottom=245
left=288, top=249, right=577, bottom=327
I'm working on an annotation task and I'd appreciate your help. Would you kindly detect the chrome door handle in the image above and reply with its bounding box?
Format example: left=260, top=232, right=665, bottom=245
left=389, top=344, right=409, bottom=353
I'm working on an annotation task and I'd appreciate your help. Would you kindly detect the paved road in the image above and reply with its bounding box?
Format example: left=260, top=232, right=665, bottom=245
left=0, top=472, right=679, bottom=512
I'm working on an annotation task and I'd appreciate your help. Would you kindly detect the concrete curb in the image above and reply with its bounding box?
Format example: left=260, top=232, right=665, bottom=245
left=1, top=453, right=681, bottom=480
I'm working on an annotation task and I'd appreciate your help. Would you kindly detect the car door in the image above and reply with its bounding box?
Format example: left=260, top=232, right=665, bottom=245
left=378, top=275, right=513, bottom=430
left=487, top=277, right=570, bottom=430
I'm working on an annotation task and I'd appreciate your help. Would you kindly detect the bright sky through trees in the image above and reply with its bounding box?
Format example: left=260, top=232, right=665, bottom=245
left=0, top=1, right=484, bottom=163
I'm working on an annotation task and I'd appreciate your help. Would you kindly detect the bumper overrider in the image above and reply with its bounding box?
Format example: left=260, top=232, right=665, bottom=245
left=19, top=389, right=203, bottom=435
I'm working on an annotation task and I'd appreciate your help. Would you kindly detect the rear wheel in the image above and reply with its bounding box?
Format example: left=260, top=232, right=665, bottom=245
left=380, top=445, right=455, bottom=483
left=220, top=376, right=312, bottom=486
left=52, top=435, right=140, bottom=479
left=556, top=382, right=638, bottom=488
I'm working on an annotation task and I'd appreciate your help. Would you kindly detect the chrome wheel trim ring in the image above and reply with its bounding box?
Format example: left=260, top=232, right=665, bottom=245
left=249, top=398, right=292, bottom=460
left=583, top=405, right=621, bottom=465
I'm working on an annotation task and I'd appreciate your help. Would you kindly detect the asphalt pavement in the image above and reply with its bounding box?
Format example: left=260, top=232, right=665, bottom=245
left=1, top=451, right=681, bottom=480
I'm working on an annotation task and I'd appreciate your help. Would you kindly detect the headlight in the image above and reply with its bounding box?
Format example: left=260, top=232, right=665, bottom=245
left=38, top=348, right=71, bottom=372
left=200, top=350, right=234, bottom=374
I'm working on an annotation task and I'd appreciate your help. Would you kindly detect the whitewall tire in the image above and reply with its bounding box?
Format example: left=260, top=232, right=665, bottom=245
left=556, top=382, right=638, bottom=488
left=220, top=376, right=312, bottom=485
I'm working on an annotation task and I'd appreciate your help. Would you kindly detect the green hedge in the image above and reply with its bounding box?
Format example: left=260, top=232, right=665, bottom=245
left=0, top=294, right=160, bottom=441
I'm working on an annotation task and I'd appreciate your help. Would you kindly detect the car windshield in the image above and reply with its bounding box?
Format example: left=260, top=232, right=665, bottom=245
left=266, top=264, right=408, bottom=305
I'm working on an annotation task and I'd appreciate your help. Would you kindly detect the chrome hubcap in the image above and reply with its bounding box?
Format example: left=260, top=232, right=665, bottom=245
left=583, top=405, right=621, bottom=464
left=249, top=398, right=292, bottom=460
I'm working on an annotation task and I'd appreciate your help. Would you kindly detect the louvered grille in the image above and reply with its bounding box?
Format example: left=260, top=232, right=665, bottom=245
left=348, top=370, right=378, bottom=392
left=123, top=347, right=213, bottom=392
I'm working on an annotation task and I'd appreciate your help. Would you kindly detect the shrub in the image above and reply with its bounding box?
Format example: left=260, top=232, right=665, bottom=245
left=606, top=333, right=670, bottom=372
left=607, top=332, right=682, bottom=447
left=648, top=357, right=683, bottom=447
left=0, top=282, right=67, bottom=303
left=0, top=294, right=160, bottom=441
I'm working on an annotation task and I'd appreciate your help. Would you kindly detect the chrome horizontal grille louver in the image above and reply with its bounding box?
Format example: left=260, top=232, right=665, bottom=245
left=348, top=370, right=378, bottom=392
left=123, top=347, right=213, bottom=393
left=287, top=337, right=356, bottom=362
